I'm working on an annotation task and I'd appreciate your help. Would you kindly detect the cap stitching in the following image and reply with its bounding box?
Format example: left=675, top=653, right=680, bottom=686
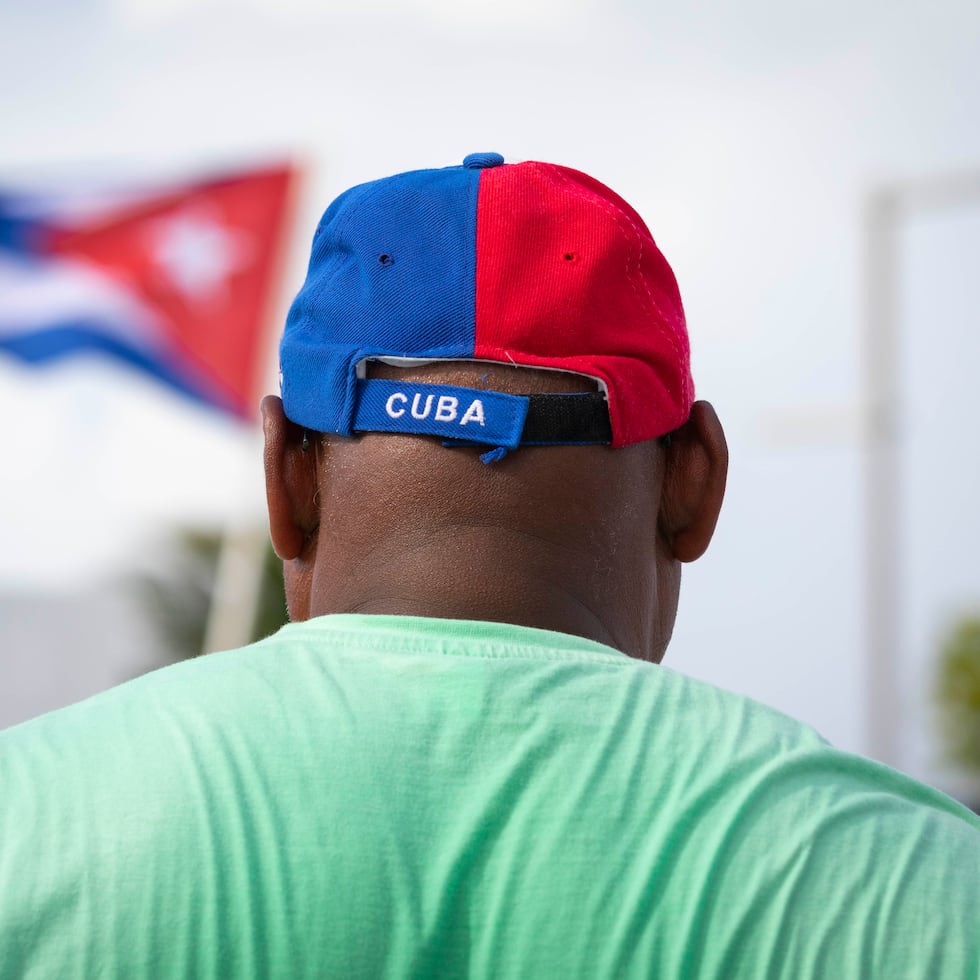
left=542, top=166, right=669, bottom=324
left=541, top=164, right=685, bottom=420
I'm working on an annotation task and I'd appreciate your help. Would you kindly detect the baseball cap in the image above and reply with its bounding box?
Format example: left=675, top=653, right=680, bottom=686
left=280, top=152, right=693, bottom=461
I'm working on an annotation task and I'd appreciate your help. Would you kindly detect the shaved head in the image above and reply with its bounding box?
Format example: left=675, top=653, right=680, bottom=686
left=264, top=363, right=727, bottom=663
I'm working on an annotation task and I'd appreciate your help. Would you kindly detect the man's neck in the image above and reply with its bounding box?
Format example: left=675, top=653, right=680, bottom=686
left=329, top=592, right=622, bottom=652
left=307, top=525, right=661, bottom=661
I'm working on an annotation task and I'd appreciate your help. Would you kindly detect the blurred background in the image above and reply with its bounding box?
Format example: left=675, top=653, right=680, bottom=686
left=1, top=0, right=979, bottom=806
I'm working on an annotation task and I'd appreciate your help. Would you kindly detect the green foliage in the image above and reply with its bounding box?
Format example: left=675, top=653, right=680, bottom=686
left=936, top=616, right=980, bottom=778
left=131, top=527, right=288, bottom=663
left=253, top=533, right=291, bottom=643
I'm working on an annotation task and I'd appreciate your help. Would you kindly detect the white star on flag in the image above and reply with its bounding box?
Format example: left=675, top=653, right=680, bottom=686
left=147, top=208, right=254, bottom=307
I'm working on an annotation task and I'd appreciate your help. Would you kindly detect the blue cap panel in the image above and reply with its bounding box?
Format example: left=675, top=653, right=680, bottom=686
left=280, top=165, right=480, bottom=434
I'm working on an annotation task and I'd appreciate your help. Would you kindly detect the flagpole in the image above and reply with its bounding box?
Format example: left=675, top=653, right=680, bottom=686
left=201, top=496, right=270, bottom=653
left=201, top=162, right=304, bottom=654
left=862, top=166, right=980, bottom=765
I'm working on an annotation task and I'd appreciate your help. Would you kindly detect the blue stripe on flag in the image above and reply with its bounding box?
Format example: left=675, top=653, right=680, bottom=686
left=0, top=322, right=243, bottom=417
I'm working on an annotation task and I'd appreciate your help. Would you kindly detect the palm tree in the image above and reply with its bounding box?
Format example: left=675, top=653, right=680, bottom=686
left=936, top=614, right=980, bottom=809
left=130, top=526, right=288, bottom=664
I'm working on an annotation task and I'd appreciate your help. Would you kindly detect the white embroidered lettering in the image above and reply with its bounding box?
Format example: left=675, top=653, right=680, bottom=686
left=460, top=399, right=486, bottom=427
left=386, top=392, right=407, bottom=418
left=435, top=396, right=458, bottom=422
left=411, top=393, right=434, bottom=419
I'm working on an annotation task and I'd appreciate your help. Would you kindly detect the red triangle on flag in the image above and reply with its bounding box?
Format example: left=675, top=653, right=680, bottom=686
left=46, top=164, right=297, bottom=421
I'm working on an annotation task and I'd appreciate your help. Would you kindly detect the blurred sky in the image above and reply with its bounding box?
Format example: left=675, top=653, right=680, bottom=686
left=1, top=0, right=979, bottom=794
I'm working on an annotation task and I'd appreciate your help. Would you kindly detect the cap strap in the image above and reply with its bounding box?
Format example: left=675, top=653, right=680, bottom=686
left=351, top=379, right=611, bottom=449
left=522, top=392, right=612, bottom=445
left=353, top=380, right=529, bottom=448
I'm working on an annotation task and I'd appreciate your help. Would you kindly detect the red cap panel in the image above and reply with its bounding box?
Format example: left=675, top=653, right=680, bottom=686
left=473, top=161, right=693, bottom=446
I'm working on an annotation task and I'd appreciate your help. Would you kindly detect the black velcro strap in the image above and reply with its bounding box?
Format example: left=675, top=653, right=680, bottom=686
left=522, top=393, right=612, bottom=445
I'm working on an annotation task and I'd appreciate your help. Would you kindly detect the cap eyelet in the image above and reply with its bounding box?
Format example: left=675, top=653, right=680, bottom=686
left=378, top=253, right=394, bottom=266
left=563, top=252, right=577, bottom=262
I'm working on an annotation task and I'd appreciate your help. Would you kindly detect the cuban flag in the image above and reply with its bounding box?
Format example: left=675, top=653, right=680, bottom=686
left=0, top=163, right=296, bottom=421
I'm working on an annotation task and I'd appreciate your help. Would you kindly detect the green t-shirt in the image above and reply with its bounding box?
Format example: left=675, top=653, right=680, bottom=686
left=1, top=615, right=978, bottom=978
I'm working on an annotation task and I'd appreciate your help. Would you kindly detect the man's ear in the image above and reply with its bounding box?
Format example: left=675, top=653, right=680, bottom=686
left=261, top=395, right=321, bottom=561
left=658, top=400, right=728, bottom=563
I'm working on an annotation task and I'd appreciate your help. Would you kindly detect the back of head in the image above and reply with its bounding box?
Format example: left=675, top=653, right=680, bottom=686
left=267, top=152, right=727, bottom=662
